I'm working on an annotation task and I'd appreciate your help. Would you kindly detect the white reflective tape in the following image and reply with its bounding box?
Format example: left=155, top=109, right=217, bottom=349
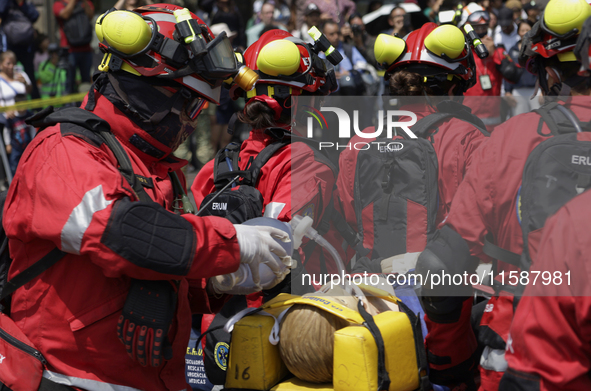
left=182, top=76, right=221, bottom=104
left=480, top=116, right=502, bottom=126
left=143, top=12, right=176, bottom=24
left=61, top=185, right=112, bottom=255
left=263, top=202, right=286, bottom=219
left=43, top=370, right=143, bottom=391
left=480, top=346, right=508, bottom=372
left=398, top=51, right=463, bottom=71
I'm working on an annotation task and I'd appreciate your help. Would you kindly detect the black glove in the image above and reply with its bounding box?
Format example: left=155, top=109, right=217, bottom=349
left=117, top=279, right=177, bottom=367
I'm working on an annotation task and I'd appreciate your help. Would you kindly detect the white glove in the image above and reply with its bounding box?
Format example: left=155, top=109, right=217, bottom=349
left=234, top=224, right=292, bottom=288
left=380, top=252, right=421, bottom=274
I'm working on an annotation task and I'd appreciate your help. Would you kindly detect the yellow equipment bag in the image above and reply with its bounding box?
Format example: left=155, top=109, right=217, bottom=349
left=334, top=310, right=420, bottom=391
left=271, top=377, right=333, bottom=390
left=224, top=294, right=296, bottom=390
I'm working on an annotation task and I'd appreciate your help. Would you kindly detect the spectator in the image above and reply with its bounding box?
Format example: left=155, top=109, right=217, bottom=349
left=488, top=10, right=497, bottom=36
left=322, top=20, right=367, bottom=94
left=251, top=0, right=291, bottom=29
left=505, top=0, right=522, bottom=22
left=0, top=51, right=31, bottom=107
left=368, top=1, right=384, bottom=13
left=342, top=13, right=378, bottom=67
left=424, top=0, right=444, bottom=23
left=4, top=93, right=35, bottom=175
left=53, top=0, right=95, bottom=94
left=246, top=1, right=286, bottom=46
left=0, top=0, right=40, bottom=99
left=0, top=51, right=29, bottom=184
left=33, top=33, right=50, bottom=74
left=210, top=0, right=246, bottom=50
left=114, top=0, right=153, bottom=11
left=382, top=7, right=407, bottom=37
left=292, top=2, right=321, bottom=43
left=504, top=20, right=540, bottom=116
left=303, top=0, right=356, bottom=27
left=490, top=0, right=504, bottom=15
left=522, top=0, right=540, bottom=23
left=494, top=7, right=520, bottom=50
left=38, top=43, right=69, bottom=99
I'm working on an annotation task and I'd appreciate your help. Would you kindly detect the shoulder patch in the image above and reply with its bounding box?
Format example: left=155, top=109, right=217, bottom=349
left=214, top=342, right=229, bottom=371
left=302, top=203, right=315, bottom=221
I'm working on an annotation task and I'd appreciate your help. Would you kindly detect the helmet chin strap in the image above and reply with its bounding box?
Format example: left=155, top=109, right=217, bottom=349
left=545, top=66, right=565, bottom=96
left=540, top=65, right=584, bottom=97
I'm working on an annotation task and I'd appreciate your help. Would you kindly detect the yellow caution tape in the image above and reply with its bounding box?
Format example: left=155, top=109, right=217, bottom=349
left=0, top=93, right=88, bottom=113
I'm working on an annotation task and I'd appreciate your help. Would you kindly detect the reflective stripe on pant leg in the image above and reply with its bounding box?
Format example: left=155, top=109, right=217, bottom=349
left=43, top=370, right=143, bottom=391
left=480, top=347, right=508, bottom=391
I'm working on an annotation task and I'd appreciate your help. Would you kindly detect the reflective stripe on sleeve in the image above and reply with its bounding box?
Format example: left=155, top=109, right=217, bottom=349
left=60, top=185, right=112, bottom=254
left=263, top=202, right=286, bottom=219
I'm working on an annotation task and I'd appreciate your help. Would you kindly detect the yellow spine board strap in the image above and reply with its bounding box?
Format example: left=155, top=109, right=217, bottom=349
left=356, top=283, right=400, bottom=305
left=356, top=300, right=391, bottom=391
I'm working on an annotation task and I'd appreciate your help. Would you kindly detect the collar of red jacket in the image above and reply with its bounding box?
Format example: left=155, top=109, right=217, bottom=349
left=81, top=92, right=187, bottom=171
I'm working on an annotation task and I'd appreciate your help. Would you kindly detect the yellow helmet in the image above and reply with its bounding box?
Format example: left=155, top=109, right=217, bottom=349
left=374, top=23, right=476, bottom=95
left=519, top=0, right=591, bottom=94
left=95, top=4, right=247, bottom=105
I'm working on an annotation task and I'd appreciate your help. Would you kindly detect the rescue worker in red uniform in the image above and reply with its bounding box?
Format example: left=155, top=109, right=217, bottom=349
left=192, top=29, right=339, bottom=281
left=415, top=0, right=591, bottom=389
left=2, top=5, right=290, bottom=391
left=462, top=8, right=523, bottom=131
left=328, top=23, right=488, bottom=267
left=500, top=184, right=591, bottom=390
left=500, top=16, right=591, bottom=391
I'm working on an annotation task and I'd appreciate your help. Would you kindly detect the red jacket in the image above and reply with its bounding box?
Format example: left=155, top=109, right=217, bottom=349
left=504, top=190, right=591, bottom=391
left=192, top=128, right=336, bottom=272
left=334, top=104, right=486, bottom=261
left=3, top=93, right=240, bottom=391
left=443, top=97, right=591, bottom=389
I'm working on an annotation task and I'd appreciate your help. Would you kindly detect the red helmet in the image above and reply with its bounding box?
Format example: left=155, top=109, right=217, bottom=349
left=95, top=4, right=245, bottom=105
left=519, top=0, right=591, bottom=94
left=232, top=29, right=339, bottom=101
left=375, top=23, right=477, bottom=95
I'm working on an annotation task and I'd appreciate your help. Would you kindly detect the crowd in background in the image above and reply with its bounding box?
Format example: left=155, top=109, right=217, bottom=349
left=0, top=0, right=546, bottom=180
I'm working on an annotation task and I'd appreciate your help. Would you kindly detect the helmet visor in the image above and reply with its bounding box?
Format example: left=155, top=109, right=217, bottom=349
left=207, top=33, right=238, bottom=72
